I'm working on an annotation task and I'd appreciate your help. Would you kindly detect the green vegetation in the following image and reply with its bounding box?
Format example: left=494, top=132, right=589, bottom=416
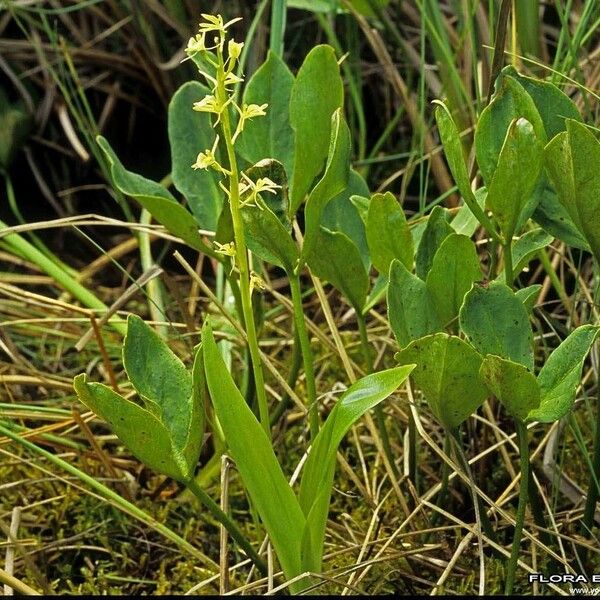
left=1, top=0, right=600, bottom=595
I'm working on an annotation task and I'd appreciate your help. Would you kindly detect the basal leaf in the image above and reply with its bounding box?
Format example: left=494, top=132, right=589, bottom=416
left=201, top=322, right=305, bottom=581
left=237, top=51, right=295, bottom=178
left=97, top=136, right=214, bottom=256
left=387, top=259, right=441, bottom=348
left=416, top=205, right=453, bottom=279
left=459, top=281, right=534, bottom=370
left=241, top=196, right=299, bottom=272
left=168, top=81, right=222, bottom=230
left=122, top=316, right=200, bottom=467
left=301, top=109, right=351, bottom=262
left=480, top=355, right=540, bottom=422
left=298, top=365, right=414, bottom=573
left=307, top=227, right=368, bottom=312
left=504, top=66, right=581, bottom=139
left=322, top=169, right=371, bottom=269
left=486, top=118, right=543, bottom=242
left=475, top=74, right=546, bottom=185
left=425, top=233, right=482, bottom=326
left=545, top=120, right=600, bottom=261
left=434, top=102, right=490, bottom=229
left=516, top=284, right=542, bottom=314
left=509, top=229, right=554, bottom=282
left=366, top=191, right=413, bottom=275
left=395, top=333, right=488, bottom=429
left=528, top=325, right=600, bottom=423
left=73, top=375, right=190, bottom=482
left=533, top=185, right=590, bottom=251
left=289, top=45, right=344, bottom=213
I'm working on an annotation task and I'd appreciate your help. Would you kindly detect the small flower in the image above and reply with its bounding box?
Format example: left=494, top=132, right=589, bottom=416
left=213, top=241, right=236, bottom=257
left=192, top=136, right=223, bottom=171
left=223, top=71, right=244, bottom=88
left=239, top=173, right=280, bottom=208
left=192, top=94, right=220, bottom=114
left=242, top=103, right=268, bottom=120
left=228, top=39, right=244, bottom=62
left=192, top=149, right=217, bottom=171
left=198, top=14, right=242, bottom=37
left=232, top=103, right=268, bottom=142
left=249, top=271, right=267, bottom=294
left=186, top=33, right=206, bottom=55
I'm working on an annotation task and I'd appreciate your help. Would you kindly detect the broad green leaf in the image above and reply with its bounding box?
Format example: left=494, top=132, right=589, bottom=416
left=301, top=109, right=351, bottom=262
left=289, top=45, right=344, bottom=213
left=480, top=355, right=540, bottom=422
left=307, top=227, right=368, bottom=312
left=298, top=364, right=414, bottom=572
left=486, top=118, right=543, bottom=242
left=425, top=234, right=482, bottom=326
left=237, top=52, right=295, bottom=178
left=475, top=74, right=546, bottom=185
left=97, top=136, right=214, bottom=256
left=242, top=196, right=299, bottom=272
left=168, top=81, right=221, bottom=230
left=528, top=325, right=600, bottom=423
left=387, top=259, right=441, bottom=347
left=545, top=120, right=600, bottom=261
left=516, top=284, right=542, bottom=313
left=503, top=66, right=581, bottom=139
left=434, top=102, right=489, bottom=229
left=73, top=374, right=190, bottom=482
left=416, top=205, right=453, bottom=279
left=366, top=192, right=413, bottom=275
left=201, top=322, right=305, bottom=581
left=509, top=229, right=554, bottom=282
left=533, top=186, right=590, bottom=251
left=460, top=281, right=534, bottom=370
left=122, top=315, right=201, bottom=471
left=395, top=333, right=488, bottom=429
left=322, top=170, right=371, bottom=269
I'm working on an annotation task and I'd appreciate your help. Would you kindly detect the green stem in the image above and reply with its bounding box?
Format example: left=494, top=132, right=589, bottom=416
left=0, top=218, right=126, bottom=336
left=408, top=412, right=417, bottom=485
left=289, top=272, right=319, bottom=437
left=0, top=422, right=213, bottom=568
left=503, top=241, right=513, bottom=285
left=185, top=478, right=268, bottom=576
left=269, top=0, right=287, bottom=56
left=450, top=426, right=501, bottom=555
left=357, top=311, right=397, bottom=476
left=505, top=420, right=530, bottom=595
left=270, top=329, right=302, bottom=425
left=216, top=53, right=270, bottom=438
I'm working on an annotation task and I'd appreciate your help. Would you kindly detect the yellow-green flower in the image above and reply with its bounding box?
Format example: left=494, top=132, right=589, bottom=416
left=228, top=39, right=244, bottom=63
left=198, top=14, right=242, bottom=37
left=192, top=94, right=221, bottom=114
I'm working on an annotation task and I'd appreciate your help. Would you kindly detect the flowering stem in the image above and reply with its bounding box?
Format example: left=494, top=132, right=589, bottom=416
left=289, top=272, right=319, bottom=438
left=505, top=420, right=530, bottom=595
left=215, top=52, right=271, bottom=438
